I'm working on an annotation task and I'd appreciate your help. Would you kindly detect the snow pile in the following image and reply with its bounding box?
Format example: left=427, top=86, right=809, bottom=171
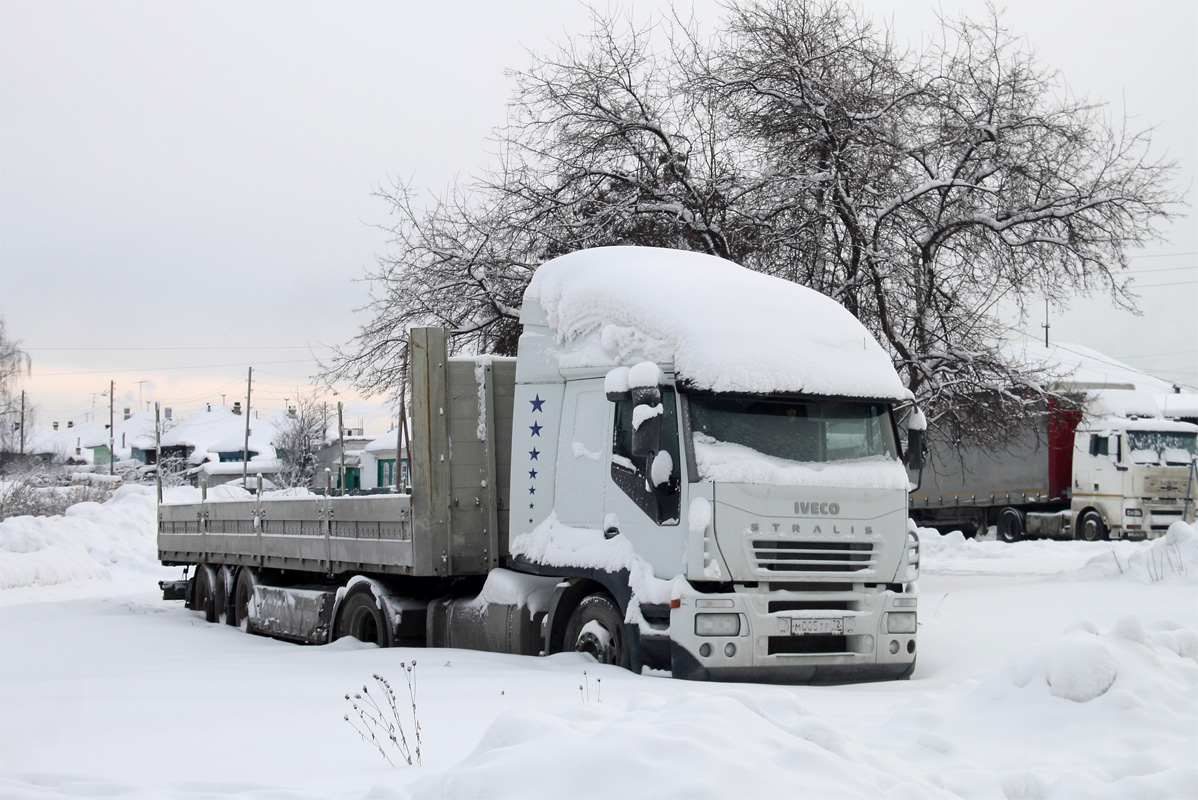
left=524, top=247, right=909, bottom=400
left=411, top=691, right=921, bottom=799
left=1077, top=520, right=1198, bottom=583
left=693, top=435, right=909, bottom=489
left=878, top=615, right=1198, bottom=797
left=981, top=614, right=1196, bottom=726
left=0, top=486, right=160, bottom=589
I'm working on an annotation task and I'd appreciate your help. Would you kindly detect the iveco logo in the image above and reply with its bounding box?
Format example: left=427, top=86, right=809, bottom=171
left=795, top=501, right=841, bottom=515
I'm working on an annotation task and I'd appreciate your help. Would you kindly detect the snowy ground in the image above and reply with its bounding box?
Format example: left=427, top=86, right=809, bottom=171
left=2, top=487, right=1196, bottom=799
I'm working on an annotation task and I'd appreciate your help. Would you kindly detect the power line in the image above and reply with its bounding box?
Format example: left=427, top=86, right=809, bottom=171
left=1128, top=251, right=1197, bottom=259
left=35, top=358, right=319, bottom=378
left=24, top=345, right=335, bottom=352
left=1129, top=280, right=1198, bottom=289
left=1122, top=264, right=1198, bottom=274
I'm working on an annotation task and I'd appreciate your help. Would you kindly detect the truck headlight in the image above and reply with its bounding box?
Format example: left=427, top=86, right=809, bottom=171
left=695, top=613, right=741, bottom=637
left=1124, top=508, right=1142, bottom=517
left=886, top=612, right=917, bottom=634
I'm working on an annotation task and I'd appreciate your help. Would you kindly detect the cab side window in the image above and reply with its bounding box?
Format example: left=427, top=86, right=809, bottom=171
left=611, top=387, right=680, bottom=525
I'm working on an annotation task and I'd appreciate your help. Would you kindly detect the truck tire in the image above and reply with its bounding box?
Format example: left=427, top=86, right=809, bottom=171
left=996, top=508, right=1025, bottom=543
left=230, top=568, right=257, bottom=629
left=1078, top=510, right=1108, bottom=542
left=192, top=564, right=219, bottom=623
left=333, top=583, right=394, bottom=647
left=563, top=594, right=630, bottom=668
left=212, top=565, right=232, bottom=623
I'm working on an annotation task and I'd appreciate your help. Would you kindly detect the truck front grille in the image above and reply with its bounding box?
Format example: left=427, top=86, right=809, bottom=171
left=753, top=541, right=874, bottom=574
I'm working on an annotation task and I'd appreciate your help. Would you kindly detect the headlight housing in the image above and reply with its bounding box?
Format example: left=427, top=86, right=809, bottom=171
left=886, top=612, right=917, bottom=634
left=695, top=613, right=741, bottom=637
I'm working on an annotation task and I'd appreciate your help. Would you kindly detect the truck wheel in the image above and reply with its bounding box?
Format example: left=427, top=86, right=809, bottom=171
left=1078, top=510, right=1108, bottom=542
left=334, top=583, right=394, bottom=647
left=563, top=594, right=629, bottom=668
left=230, top=568, right=257, bottom=629
left=192, top=565, right=219, bottom=623
left=211, top=565, right=232, bottom=623
left=996, top=508, right=1024, bottom=543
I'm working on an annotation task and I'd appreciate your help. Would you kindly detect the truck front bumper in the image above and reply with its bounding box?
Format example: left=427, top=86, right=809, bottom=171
left=668, top=587, right=917, bottom=684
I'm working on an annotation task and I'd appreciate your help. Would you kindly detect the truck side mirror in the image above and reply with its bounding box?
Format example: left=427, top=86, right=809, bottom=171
left=906, top=427, right=925, bottom=472
left=605, top=366, right=631, bottom=403
left=630, top=385, right=662, bottom=460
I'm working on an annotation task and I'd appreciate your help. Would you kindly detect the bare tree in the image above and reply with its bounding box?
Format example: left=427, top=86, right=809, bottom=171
left=329, top=1, right=1180, bottom=437
left=275, top=393, right=331, bottom=489
left=710, top=1, right=1177, bottom=437
left=1, top=318, right=33, bottom=459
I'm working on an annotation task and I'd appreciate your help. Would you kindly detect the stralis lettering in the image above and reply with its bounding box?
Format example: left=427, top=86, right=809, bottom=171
left=749, top=521, right=872, bottom=535
left=794, top=501, right=841, bottom=516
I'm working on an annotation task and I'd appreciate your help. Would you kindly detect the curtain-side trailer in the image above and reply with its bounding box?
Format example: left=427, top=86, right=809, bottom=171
left=909, top=403, right=1198, bottom=541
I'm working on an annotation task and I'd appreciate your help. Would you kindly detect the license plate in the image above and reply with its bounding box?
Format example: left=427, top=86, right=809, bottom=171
left=791, top=618, right=844, bottom=636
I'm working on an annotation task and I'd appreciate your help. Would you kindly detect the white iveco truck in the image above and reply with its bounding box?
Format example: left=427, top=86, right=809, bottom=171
left=159, top=246, right=923, bottom=683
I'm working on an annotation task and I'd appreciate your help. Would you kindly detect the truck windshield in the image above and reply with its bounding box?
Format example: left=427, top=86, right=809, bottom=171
left=686, top=394, right=898, bottom=463
left=1126, top=431, right=1198, bottom=465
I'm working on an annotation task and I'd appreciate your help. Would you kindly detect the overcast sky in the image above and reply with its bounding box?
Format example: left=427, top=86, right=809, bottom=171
left=2, top=0, right=1195, bottom=434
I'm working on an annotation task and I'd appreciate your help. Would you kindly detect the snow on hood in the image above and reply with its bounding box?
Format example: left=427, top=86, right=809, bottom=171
left=523, top=247, right=909, bottom=400
left=693, top=435, right=909, bottom=490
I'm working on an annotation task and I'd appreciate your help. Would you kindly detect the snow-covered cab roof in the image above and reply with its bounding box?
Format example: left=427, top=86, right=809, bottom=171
left=521, top=246, right=909, bottom=401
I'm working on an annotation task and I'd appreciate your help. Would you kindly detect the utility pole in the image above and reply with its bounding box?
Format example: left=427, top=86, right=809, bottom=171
left=338, top=401, right=346, bottom=496
left=242, top=367, right=253, bottom=490
left=155, top=402, right=163, bottom=504
left=19, top=390, right=26, bottom=455
left=109, top=379, right=115, bottom=476
left=1041, top=298, right=1051, bottom=347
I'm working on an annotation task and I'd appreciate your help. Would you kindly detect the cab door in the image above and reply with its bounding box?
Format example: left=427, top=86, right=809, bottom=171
left=602, top=386, right=687, bottom=576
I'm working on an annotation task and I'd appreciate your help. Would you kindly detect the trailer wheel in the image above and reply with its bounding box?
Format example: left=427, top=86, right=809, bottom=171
left=1078, top=510, right=1108, bottom=542
left=996, top=508, right=1025, bottom=543
left=230, top=568, right=257, bottom=629
left=334, top=583, right=394, bottom=647
left=192, top=565, right=219, bottom=623
left=563, top=594, right=629, bottom=668
left=211, top=565, right=232, bottom=623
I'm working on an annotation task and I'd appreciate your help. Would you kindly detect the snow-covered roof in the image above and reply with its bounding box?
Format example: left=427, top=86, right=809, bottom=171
left=28, top=412, right=158, bottom=462
left=1007, top=341, right=1196, bottom=422
left=1007, top=341, right=1177, bottom=394
left=363, top=431, right=401, bottom=454
left=160, top=405, right=278, bottom=464
left=21, top=424, right=58, bottom=455
left=1079, top=416, right=1198, bottom=434
left=1157, top=393, right=1198, bottom=420
left=522, top=246, right=910, bottom=401
left=1090, top=390, right=1166, bottom=419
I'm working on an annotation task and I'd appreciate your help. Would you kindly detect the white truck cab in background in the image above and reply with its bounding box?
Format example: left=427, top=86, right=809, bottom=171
left=1072, top=416, right=1198, bottom=541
